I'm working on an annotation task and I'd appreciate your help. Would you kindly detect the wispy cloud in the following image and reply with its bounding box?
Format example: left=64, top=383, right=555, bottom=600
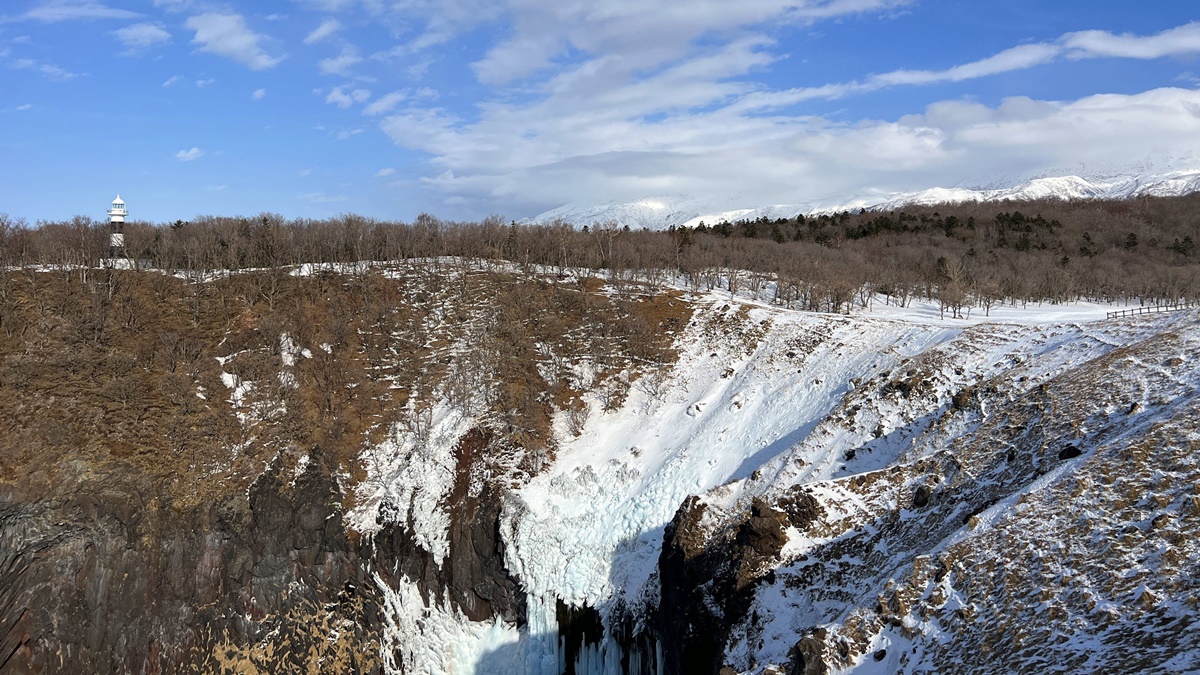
left=175, top=147, right=204, bottom=161
left=375, top=167, right=396, bottom=177
left=11, top=57, right=76, bottom=81
left=374, top=13, right=1200, bottom=216
left=295, top=0, right=356, bottom=11
left=318, top=46, right=361, bottom=76
left=363, top=90, right=406, bottom=116
left=161, top=74, right=183, bottom=86
left=1063, top=22, right=1200, bottom=60
left=185, top=13, right=283, bottom=70
left=304, top=18, right=341, bottom=45
left=325, top=86, right=370, bottom=108
left=297, top=191, right=347, bottom=203
left=111, top=22, right=170, bottom=53
left=195, top=77, right=216, bottom=87
left=733, top=22, right=1200, bottom=113
left=464, top=0, right=911, bottom=87
left=152, top=0, right=198, bottom=12
left=252, top=88, right=266, bottom=100
left=15, top=103, right=32, bottom=111
left=336, top=128, right=364, bottom=140
left=17, top=0, right=140, bottom=22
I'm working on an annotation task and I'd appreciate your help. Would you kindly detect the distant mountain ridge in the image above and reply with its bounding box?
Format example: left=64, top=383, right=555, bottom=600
left=524, top=170, right=1200, bottom=230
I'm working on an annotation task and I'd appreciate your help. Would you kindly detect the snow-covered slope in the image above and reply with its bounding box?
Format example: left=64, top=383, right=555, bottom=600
left=524, top=170, right=1200, bottom=230
left=353, top=281, right=1200, bottom=674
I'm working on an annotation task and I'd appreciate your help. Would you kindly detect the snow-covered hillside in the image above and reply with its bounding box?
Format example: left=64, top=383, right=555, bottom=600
left=351, top=284, right=1200, bottom=674
left=524, top=170, right=1200, bottom=230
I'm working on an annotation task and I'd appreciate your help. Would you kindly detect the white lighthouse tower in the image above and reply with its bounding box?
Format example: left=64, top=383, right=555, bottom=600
left=107, top=195, right=127, bottom=260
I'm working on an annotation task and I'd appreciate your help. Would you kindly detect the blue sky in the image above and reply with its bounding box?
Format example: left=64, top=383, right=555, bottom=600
left=2, top=0, right=1200, bottom=223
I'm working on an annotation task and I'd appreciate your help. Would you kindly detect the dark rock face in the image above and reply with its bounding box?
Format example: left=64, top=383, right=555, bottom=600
left=787, top=632, right=830, bottom=675
left=372, top=428, right=527, bottom=638
left=656, top=496, right=726, bottom=675
left=446, top=430, right=526, bottom=624
left=0, top=454, right=384, bottom=674
left=1, top=426, right=534, bottom=675
left=557, top=600, right=605, bottom=675
left=655, top=494, right=806, bottom=675
left=1058, top=445, right=1082, bottom=460
left=738, top=499, right=789, bottom=560
left=778, top=487, right=826, bottom=531
left=913, top=483, right=934, bottom=508
left=371, top=484, right=527, bottom=627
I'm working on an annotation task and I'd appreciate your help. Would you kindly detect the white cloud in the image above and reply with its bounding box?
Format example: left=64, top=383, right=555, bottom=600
left=375, top=167, right=396, bottom=177
left=318, top=46, right=361, bottom=76
left=370, top=0, right=505, bottom=62
left=185, top=13, right=283, bottom=70
left=727, top=23, right=1200, bottom=116
left=877, top=43, right=1063, bottom=87
left=295, top=0, right=356, bottom=10
left=195, top=77, right=216, bottom=87
left=363, top=89, right=406, bottom=115
left=10, top=58, right=76, bottom=81
left=16, top=103, right=32, bottom=111
left=175, top=147, right=204, bottom=161
left=378, top=13, right=1200, bottom=216
left=325, top=86, right=370, bottom=108
left=252, top=87, right=266, bottom=100
left=19, top=0, right=140, bottom=22
left=465, top=0, right=912, bottom=87
left=325, top=88, right=352, bottom=107
left=336, top=128, right=364, bottom=140
left=373, top=14, right=1200, bottom=216
left=162, top=74, right=183, bottom=86
left=1063, top=22, right=1200, bottom=60
left=298, top=191, right=347, bottom=203
left=406, top=87, right=1200, bottom=216
left=153, top=0, right=197, bottom=11
left=111, top=22, right=170, bottom=52
left=304, top=18, right=341, bottom=45
left=207, top=184, right=227, bottom=191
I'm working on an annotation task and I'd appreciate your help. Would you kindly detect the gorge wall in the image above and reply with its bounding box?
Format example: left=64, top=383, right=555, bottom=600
left=2, top=266, right=1198, bottom=674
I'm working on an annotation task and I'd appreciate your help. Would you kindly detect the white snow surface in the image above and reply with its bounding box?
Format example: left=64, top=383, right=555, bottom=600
left=504, top=303, right=953, bottom=608
left=352, top=404, right=478, bottom=563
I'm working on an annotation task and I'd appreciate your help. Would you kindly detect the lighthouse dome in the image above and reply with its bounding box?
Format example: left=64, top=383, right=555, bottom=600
left=112, top=195, right=125, bottom=206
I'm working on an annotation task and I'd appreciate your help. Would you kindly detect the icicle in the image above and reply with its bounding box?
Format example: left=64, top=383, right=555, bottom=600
left=524, top=593, right=561, bottom=675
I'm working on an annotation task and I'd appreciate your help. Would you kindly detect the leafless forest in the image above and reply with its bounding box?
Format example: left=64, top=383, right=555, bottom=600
left=3, top=193, right=1198, bottom=314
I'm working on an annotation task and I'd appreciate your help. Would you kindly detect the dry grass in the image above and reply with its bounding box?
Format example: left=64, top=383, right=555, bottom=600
left=0, top=266, right=692, bottom=508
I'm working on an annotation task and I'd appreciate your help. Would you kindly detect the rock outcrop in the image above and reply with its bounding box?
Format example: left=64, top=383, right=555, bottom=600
left=0, top=450, right=383, bottom=674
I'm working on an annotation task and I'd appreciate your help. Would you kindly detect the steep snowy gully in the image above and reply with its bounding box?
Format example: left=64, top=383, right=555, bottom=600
left=350, top=292, right=1200, bottom=675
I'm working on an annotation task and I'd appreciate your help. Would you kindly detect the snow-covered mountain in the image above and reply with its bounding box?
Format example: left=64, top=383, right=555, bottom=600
left=524, top=170, right=1200, bottom=230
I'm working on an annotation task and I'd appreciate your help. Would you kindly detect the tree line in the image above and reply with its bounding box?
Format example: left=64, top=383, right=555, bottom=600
left=2, top=192, right=1199, bottom=314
